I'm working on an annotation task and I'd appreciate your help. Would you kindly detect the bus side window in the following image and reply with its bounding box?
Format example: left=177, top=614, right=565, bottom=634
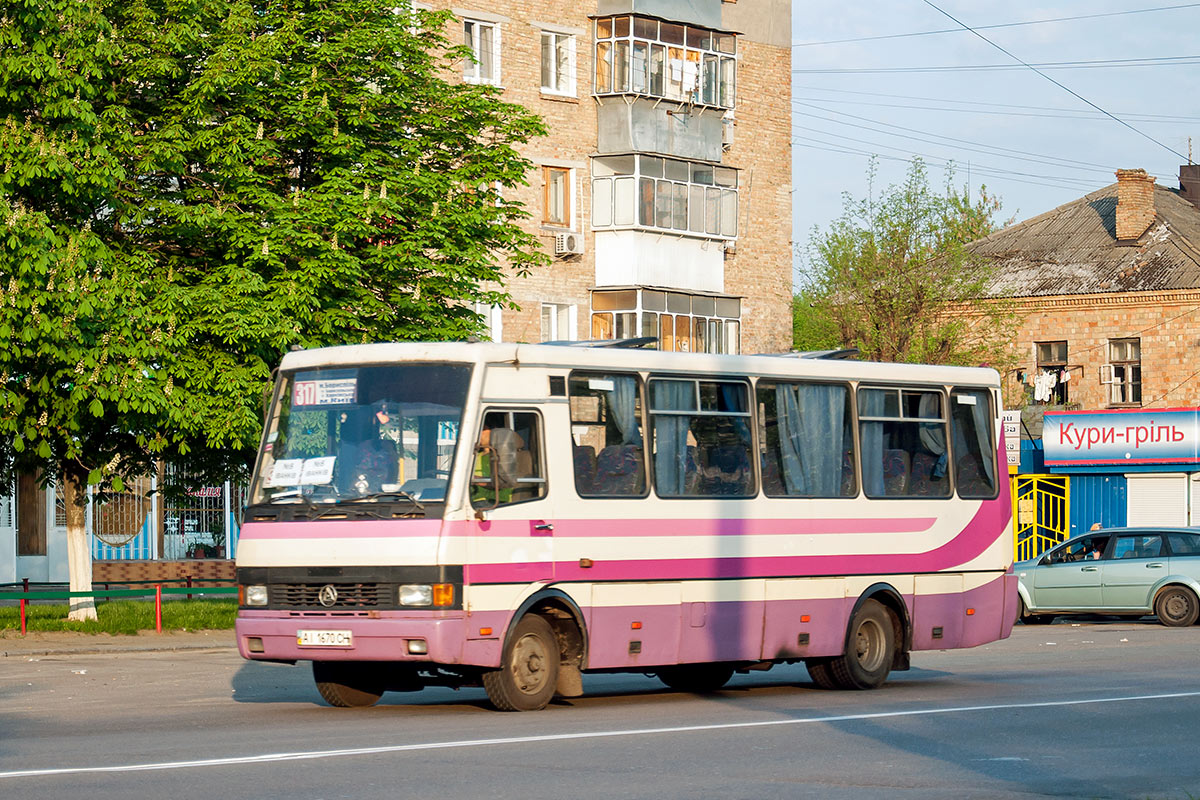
left=859, top=388, right=951, bottom=499
left=950, top=388, right=998, bottom=499
left=471, top=410, right=547, bottom=508
left=758, top=381, right=856, bottom=498
left=568, top=372, right=647, bottom=497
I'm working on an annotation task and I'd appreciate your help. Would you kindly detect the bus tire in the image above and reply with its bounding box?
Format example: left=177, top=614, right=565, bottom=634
left=805, top=658, right=838, bottom=690
left=1155, top=586, right=1199, bottom=627
left=483, top=614, right=560, bottom=711
left=827, top=599, right=895, bottom=690
left=657, top=664, right=734, bottom=693
left=312, top=661, right=385, bottom=708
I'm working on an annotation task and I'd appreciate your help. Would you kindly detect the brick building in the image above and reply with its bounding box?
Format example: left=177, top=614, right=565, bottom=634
left=424, top=0, right=793, bottom=354
left=970, top=164, right=1200, bottom=538
left=972, top=166, right=1200, bottom=411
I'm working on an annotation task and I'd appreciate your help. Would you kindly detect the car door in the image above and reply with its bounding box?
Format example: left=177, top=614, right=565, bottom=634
left=1101, top=533, right=1166, bottom=610
left=1030, top=534, right=1107, bottom=609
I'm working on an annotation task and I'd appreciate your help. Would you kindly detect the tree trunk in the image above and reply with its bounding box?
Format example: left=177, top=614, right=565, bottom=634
left=62, top=475, right=97, bottom=622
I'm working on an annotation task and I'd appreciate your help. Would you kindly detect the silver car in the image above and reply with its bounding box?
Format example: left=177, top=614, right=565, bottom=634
left=1016, top=527, right=1200, bottom=626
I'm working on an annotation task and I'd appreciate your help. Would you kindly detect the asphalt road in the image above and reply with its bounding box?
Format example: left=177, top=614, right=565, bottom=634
left=2, top=620, right=1199, bottom=799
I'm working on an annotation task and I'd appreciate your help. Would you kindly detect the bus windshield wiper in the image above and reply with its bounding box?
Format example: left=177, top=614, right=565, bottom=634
left=343, top=490, right=426, bottom=514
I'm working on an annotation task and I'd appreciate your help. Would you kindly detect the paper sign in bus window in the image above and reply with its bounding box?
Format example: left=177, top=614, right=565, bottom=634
left=299, top=456, right=336, bottom=486
left=292, top=377, right=357, bottom=407
left=269, top=458, right=303, bottom=487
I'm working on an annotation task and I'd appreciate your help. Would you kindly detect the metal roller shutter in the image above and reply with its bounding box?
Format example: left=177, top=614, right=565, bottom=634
left=1126, top=474, right=1188, bottom=526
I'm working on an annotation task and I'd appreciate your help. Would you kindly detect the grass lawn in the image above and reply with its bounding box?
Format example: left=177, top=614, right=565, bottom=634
left=0, top=598, right=237, bottom=635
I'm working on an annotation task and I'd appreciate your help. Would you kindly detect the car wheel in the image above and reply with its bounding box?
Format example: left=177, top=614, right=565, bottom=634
left=1154, top=586, right=1199, bottom=627
left=657, top=664, right=734, bottom=693
left=1020, top=598, right=1055, bottom=625
left=482, top=614, right=559, bottom=711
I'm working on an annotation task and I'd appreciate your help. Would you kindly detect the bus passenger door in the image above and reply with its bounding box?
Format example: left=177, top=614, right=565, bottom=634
left=469, top=409, right=556, bottom=584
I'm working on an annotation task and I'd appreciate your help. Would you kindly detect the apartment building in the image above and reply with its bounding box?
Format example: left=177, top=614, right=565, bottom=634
left=430, top=0, right=793, bottom=354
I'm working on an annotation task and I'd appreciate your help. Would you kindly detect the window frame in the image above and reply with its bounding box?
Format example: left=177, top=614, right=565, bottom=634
left=593, top=15, right=736, bottom=110
left=463, top=18, right=501, bottom=86
left=540, top=30, right=576, bottom=96
left=1107, top=337, right=1142, bottom=407
left=756, top=379, right=858, bottom=499
left=541, top=165, right=573, bottom=228
left=539, top=302, right=576, bottom=342
left=589, top=288, right=741, bottom=354
left=567, top=371, right=650, bottom=499
left=470, top=408, right=547, bottom=509
left=1034, top=340, right=1069, bottom=405
left=857, top=385, right=952, bottom=500
left=949, top=386, right=1000, bottom=500
left=591, top=154, right=738, bottom=241
left=647, top=376, right=756, bottom=499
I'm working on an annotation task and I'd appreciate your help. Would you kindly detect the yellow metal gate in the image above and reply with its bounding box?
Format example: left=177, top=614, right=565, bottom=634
left=1013, top=475, right=1069, bottom=562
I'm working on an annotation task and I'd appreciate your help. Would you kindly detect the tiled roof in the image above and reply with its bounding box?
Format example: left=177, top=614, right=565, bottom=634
left=973, top=183, right=1200, bottom=298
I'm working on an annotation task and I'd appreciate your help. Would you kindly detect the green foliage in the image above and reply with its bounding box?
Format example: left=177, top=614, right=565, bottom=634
left=0, top=598, right=237, bottom=634
left=797, top=158, right=1018, bottom=367
left=0, top=0, right=547, bottom=494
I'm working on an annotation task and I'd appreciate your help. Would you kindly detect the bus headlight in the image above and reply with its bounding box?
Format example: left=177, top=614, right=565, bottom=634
left=244, top=585, right=268, bottom=606
left=399, top=584, right=433, bottom=606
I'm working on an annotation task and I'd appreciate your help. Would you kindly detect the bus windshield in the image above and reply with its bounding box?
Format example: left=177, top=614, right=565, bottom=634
left=251, top=363, right=472, bottom=507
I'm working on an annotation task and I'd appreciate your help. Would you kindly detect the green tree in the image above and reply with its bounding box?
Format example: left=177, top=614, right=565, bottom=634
left=796, top=159, right=1017, bottom=366
left=0, top=0, right=547, bottom=619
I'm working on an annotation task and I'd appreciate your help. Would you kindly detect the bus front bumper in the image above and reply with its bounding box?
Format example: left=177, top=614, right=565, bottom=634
left=236, top=610, right=470, bottom=664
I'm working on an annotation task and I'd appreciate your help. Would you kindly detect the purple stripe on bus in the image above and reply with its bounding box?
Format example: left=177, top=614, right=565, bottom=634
left=467, top=494, right=1010, bottom=584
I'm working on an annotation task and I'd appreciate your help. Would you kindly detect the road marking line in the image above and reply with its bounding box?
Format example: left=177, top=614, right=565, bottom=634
left=4, top=690, right=1200, bottom=779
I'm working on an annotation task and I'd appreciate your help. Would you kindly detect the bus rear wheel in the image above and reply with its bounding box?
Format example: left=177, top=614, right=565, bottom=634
left=312, top=661, right=385, bottom=708
left=812, top=599, right=895, bottom=690
left=657, top=664, right=734, bottom=693
left=483, top=614, right=560, bottom=711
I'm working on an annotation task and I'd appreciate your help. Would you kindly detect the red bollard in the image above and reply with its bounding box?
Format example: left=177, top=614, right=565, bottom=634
left=23, top=577, right=29, bottom=593
left=155, top=584, right=163, bottom=634
left=186, top=575, right=193, bottom=601
left=20, top=598, right=26, bottom=636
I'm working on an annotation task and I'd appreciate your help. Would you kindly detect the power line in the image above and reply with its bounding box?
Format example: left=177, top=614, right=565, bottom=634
left=920, top=0, right=1190, bottom=163
left=792, top=85, right=1200, bottom=122
left=791, top=101, right=1123, bottom=175
left=791, top=55, right=1200, bottom=75
left=792, top=3, right=1200, bottom=47
left=789, top=136, right=1103, bottom=193
left=794, top=95, right=1200, bottom=125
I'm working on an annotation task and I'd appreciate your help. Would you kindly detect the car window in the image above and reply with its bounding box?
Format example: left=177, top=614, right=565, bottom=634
left=1166, top=533, right=1200, bottom=556
left=1043, top=534, right=1110, bottom=564
left=1112, top=534, right=1163, bottom=560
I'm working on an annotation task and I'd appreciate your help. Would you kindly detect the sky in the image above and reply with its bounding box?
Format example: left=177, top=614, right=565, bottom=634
left=790, top=0, right=1200, bottom=286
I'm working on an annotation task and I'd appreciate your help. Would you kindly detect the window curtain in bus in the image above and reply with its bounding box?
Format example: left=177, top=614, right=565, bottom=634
left=776, top=384, right=846, bottom=496
left=918, top=392, right=947, bottom=479
left=605, top=378, right=642, bottom=445
left=652, top=381, right=693, bottom=496
left=971, top=400, right=995, bottom=484
left=860, top=390, right=886, bottom=497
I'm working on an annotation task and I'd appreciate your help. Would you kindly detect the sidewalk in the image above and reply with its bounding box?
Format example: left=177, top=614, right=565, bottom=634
left=1, top=629, right=236, bottom=658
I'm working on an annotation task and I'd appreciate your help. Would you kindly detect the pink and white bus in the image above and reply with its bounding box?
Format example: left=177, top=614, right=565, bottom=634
left=236, top=341, right=1015, bottom=711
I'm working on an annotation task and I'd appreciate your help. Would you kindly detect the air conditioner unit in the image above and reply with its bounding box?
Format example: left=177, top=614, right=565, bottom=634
left=554, top=232, right=584, bottom=256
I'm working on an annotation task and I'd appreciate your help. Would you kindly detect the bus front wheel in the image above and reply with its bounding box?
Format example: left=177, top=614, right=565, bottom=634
left=312, top=661, right=385, bottom=708
left=808, top=599, right=895, bottom=690
left=483, top=614, right=560, bottom=711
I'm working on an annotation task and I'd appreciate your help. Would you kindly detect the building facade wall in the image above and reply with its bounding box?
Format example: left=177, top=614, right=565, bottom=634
left=428, top=0, right=792, bottom=352
left=1006, top=290, right=1200, bottom=411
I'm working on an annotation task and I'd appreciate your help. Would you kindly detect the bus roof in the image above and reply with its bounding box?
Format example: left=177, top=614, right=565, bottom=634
left=279, top=341, right=1001, bottom=388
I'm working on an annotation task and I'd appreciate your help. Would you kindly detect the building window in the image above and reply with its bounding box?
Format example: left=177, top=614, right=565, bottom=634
left=1034, top=341, right=1069, bottom=405
left=592, top=154, right=737, bottom=240
left=591, top=288, right=740, bottom=354
left=594, top=15, right=735, bottom=109
left=541, top=31, right=575, bottom=95
left=1107, top=338, right=1142, bottom=406
left=542, top=166, right=572, bottom=227
left=463, top=19, right=500, bottom=85
left=540, top=303, right=576, bottom=342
